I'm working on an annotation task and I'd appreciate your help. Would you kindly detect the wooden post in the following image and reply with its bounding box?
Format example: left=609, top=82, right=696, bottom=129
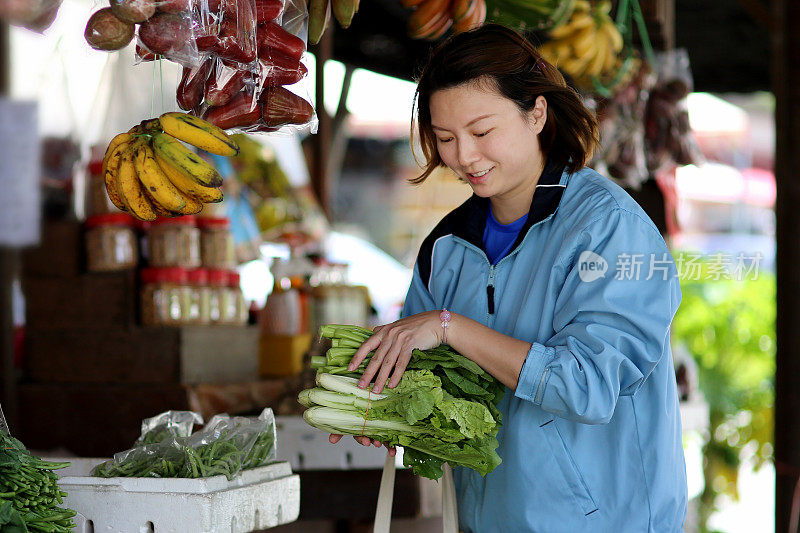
left=311, top=26, right=334, bottom=219
left=773, top=0, right=800, bottom=531
left=0, top=21, right=18, bottom=432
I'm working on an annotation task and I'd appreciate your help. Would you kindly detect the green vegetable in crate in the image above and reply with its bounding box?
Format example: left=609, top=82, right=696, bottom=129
left=0, top=432, right=76, bottom=533
left=92, top=412, right=277, bottom=481
left=299, top=324, right=504, bottom=480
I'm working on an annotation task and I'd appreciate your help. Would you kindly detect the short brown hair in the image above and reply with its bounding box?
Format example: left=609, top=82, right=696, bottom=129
left=411, top=24, right=599, bottom=184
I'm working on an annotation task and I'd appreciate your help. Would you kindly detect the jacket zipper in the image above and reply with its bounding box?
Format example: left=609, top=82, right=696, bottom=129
left=487, top=265, right=496, bottom=315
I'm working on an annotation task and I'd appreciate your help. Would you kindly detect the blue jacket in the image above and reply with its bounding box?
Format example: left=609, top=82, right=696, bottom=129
left=402, top=164, right=687, bottom=532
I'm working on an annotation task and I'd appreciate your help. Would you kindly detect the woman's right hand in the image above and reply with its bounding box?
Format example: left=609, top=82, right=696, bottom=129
left=329, top=433, right=396, bottom=457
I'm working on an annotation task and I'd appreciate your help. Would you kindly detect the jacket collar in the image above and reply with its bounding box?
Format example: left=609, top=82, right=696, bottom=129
left=453, top=159, right=567, bottom=251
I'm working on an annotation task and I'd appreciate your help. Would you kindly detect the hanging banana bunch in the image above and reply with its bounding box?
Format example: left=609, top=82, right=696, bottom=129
left=102, top=113, right=239, bottom=221
left=307, top=0, right=361, bottom=45
left=539, top=0, right=627, bottom=90
left=403, top=0, right=487, bottom=41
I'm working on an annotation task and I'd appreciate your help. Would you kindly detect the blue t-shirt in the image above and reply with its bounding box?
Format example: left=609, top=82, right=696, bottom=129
left=483, top=208, right=528, bottom=264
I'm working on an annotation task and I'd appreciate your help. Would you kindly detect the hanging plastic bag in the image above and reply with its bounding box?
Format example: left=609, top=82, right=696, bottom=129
left=592, top=64, right=654, bottom=190
left=644, top=49, right=704, bottom=173
left=135, top=410, right=204, bottom=446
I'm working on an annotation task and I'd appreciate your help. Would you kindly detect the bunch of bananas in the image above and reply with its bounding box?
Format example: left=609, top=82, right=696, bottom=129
left=403, top=0, right=487, bottom=40
left=102, top=112, right=239, bottom=221
left=538, top=0, right=624, bottom=90
left=307, top=0, right=360, bottom=45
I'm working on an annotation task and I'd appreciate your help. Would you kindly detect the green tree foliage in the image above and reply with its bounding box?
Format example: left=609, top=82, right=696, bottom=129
left=672, top=272, right=775, bottom=532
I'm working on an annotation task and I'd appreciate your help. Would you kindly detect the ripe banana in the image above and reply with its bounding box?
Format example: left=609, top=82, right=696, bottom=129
left=102, top=135, right=134, bottom=212
left=135, top=142, right=188, bottom=212
left=569, top=25, right=597, bottom=57
left=600, top=20, right=623, bottom=53
left=151, top=132, right=223, bottom=188
left=116, top=142, right=158, bottom=221
left=544, top=2, right=625, bottom=90
left=583, top=42, right=608, bottom=79
left=158, top=112, right=239, bottom=157
left=155, top=153, right=224, bottom=204
left=332, top=0, right=359, bottom=28
left=549, top=11, right=592, bottom=40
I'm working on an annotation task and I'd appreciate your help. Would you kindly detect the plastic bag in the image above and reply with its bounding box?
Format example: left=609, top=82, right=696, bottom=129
left=591, top=64, right=654, bottom=190
left=129, top=0, right=315, bottom=133
left=91, top=408, right=277, bottom=480
left=195, top=0, right=317, bottom=135
left=644, top=49, right=704, bottom=173
left=135, top=410, right=204, bottom=446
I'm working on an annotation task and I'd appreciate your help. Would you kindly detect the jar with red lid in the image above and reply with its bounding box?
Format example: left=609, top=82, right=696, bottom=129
left=85, top=213, right=138, bottom=272
left=187, top=269, right=211, bottom=325
left=140, top=267, right=190, bottom=326
left=228, top=271, right=248, bottom=325
left=198, top=217, right=235, bottom=269
left=147, top=216, right=201, bottom=268
left=208, top=269, right=229, bottom=324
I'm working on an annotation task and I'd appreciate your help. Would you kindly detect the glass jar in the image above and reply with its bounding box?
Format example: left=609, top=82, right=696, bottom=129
left=140, top=268, right=190, bottom=326
left=208, top=269, right=228, bottom=325
left=147, top=216, right=201, bottom=268
left=228, top=271, right=248, bottom=325
left=87, top=158, right=115, bottom=216
left=198, top=217, right=235, bottom=269
left=85, top=213, right=138, bottom=272
left=187, top=269, right=211, bottom=326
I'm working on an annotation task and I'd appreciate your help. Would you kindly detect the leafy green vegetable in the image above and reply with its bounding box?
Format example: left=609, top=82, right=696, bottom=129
left=92, top=411, right=277, bottom=480
left=0, top=433, right=75, bottom=533
left=299, top=325, right=505, bottom=480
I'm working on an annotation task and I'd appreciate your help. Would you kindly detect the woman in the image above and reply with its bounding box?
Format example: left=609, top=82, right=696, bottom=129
left=330, top=24, right=687, bottom=532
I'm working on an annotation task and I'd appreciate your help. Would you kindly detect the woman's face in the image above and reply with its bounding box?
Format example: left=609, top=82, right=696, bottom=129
left=429, top=80, right=547, bottom=202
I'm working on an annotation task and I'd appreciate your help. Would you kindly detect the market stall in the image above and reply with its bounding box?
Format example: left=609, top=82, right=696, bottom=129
left=0, top=0, right=792, bottom=531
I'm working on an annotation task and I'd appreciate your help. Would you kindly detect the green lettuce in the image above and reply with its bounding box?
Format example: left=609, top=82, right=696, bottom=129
left=300, top=325, right=505, bottom=480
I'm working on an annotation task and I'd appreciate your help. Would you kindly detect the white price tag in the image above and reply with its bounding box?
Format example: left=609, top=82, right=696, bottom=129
left=0, top=99, right=40, bottom=247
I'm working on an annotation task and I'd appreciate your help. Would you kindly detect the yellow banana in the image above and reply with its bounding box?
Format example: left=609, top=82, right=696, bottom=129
left=561, top=52, right=593, bottom=79
left=584, top=41, right=607, bottom=79
left=151, top=132, right=223, bottom=188
left=134, top=142, right=187, bottom=213
left=570, top=24, right=598, bottom=58
left=158, top=112, right=239, bottom=157
left=600, top=20, right=623, bottom=53
left=144, top=188, right=180, bottom=218
left=602, top=41, right=618, bottom=74
left=116, top=142, right=158, bottom=221
left=103, top=132, right=133, bottom=166
left=572, top=0, right=591, bottom=13
left=155, top=153, right=224, bottom=204
left=103, top=139, right=132, bottom=212
left=548, top=11, right=593, bottom=40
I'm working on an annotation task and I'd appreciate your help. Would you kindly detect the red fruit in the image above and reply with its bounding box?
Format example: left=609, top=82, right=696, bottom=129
left=204, top=91, right=262, bottom=129
left=257, top=22, right=305, bottom=61
left=253, top=0, right=283, bottom=23
left=259, top=50, right=307, bottom=86
left=260, top=86, right=314, bottom=126
left=177, top=59, right=213, bottom=110
left=205, top=67, right=249, bottom=107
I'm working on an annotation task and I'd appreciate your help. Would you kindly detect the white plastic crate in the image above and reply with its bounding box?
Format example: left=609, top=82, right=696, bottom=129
left=55, top=458, right=299, bottom=533
left=275, top=415, right=403, bottom=470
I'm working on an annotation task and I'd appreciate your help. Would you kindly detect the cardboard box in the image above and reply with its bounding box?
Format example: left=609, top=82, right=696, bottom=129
left=258, top=333, right=312, bottom=377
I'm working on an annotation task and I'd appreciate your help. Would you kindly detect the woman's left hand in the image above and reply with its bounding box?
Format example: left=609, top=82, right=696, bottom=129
left=348, top=311, right=443, bottom=394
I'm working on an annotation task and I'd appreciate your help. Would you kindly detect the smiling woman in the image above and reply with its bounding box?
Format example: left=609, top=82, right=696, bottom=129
left=330, top=24, right=689, bottom=533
